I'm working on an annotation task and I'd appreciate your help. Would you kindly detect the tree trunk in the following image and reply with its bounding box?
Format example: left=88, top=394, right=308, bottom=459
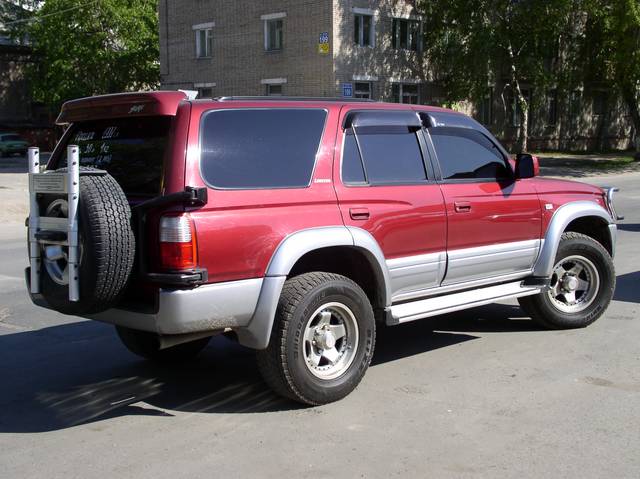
left=621, top=86, right=640, bottom=159
left=507, top=41, right=529, bottom=153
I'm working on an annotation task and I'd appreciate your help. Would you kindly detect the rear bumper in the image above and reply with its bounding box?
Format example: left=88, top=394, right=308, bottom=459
left=90, top=278, right=264, bottom=335
left=26, top=268, right=263, bottom=335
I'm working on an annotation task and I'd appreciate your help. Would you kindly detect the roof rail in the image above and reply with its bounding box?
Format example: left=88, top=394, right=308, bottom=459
left=213, top=96, right=377, bottom=103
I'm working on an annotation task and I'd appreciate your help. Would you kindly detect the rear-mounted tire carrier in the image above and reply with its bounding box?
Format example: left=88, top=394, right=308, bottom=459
left=28, top=146, right=80, bottom=302
left=28, top=146, right=136, bottom=315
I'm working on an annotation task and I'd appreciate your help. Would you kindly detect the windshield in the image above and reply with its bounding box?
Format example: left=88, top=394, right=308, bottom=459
left=56, top=116, right=171, bottom=197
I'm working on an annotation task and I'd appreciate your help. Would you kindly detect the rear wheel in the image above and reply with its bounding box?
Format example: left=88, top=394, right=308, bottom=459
left=116, top=326, right=211, bottom=362
left=519, top=232, right=615, bottom=329
left=257, top=272, right=376, bottom=405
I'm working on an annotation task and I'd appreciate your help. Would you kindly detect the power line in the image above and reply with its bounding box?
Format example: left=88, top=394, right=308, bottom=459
left=3, top=0, right=100, bottom=27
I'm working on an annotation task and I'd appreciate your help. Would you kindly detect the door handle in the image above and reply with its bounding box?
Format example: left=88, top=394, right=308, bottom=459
left=349, top=208, right=370, bottom=220
left=454, top=201, right=471, bottom=213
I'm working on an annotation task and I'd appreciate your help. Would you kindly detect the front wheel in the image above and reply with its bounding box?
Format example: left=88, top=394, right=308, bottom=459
left=257, top=272, right=376, bottom=405
left=519, top=232, right=615, bottom=329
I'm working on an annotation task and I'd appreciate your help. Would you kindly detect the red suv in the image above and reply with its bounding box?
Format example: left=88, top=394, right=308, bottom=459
left=26, top=91, right=620, bottom=405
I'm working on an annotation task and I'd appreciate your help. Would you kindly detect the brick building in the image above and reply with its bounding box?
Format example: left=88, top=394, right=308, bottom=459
left=159, top=0, right=634, bottom=151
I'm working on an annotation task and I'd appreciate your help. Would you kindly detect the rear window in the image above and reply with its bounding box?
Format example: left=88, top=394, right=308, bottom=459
left=57, top=117, right=171, bottom=196
left=200, top=109, right=327, bottom=189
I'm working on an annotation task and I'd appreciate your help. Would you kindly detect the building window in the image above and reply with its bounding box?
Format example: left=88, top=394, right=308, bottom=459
left=509, top=88, right=531, bottom=127
left=193, top=22, right=214, bottom=58
left=195, top=83, right=216, bottom=99
left=478, top=88, right=493, bottom=125
left=262, top=13, right=285, bottom=52
left=392, top=83, right=420, bottom=104
left=354, top=14, right=374, bottom=47
left=593, top=90, right=608, bottom=116
left=569, top=90, right=582, bottom=125
left=354, top=82, right=372, bottom=99
left=392, top=18, right=421, bottom=51
left=266, top=19, right=283, bottom=51
left=547, top=89, right=558, bottom=125
left=266, top=84, right=283, bottom=96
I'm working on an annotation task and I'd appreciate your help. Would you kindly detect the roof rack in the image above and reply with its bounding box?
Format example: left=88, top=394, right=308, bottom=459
left=213, top=96, right=377, bottom=103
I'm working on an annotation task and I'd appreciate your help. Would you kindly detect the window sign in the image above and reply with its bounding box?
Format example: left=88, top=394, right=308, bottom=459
left=342, top=83, right=353, bottom=98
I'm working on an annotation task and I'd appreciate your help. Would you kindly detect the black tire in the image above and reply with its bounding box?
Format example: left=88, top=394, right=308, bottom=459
left=256, top=272, right=376, bottom=405
left=39, top=169, right=135, bottom=315
left=116, top=326, right=210, bottom=362
left=518, top=232, right=615, bottom=329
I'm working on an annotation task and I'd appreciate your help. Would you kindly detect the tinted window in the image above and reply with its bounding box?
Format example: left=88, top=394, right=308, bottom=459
left=354, top=126, right=426, bottom=184
left=342, top=130, right=366, bottom=183
left=200, top=109, right=326, bottom=189
left=57, top=117, right=171, bottom=196
left=430, top=127, right=510, bottom=180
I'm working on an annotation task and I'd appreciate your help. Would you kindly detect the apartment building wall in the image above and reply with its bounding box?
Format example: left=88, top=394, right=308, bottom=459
left=159, top=1, right=634, bottom=151
left=332, top=0, right=434, bottom=102
left=159, top=0, right=335, bottom=97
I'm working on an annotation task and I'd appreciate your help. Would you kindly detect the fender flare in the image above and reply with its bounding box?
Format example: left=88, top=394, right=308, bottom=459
left=236, top=226, right=391, bottom=349
left=533, top=201, right=615, bottom=277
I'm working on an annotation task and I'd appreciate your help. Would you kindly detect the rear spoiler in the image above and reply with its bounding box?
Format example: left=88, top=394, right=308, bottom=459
left=56, top=91, right=188, bottom=125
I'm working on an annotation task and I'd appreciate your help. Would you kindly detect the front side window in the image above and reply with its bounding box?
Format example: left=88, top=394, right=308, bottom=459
left=200, top=109, right=326, bottom=189
left=392, top=18, right=421, bottom=51
left=265, top=18, right=283, bottom=51
left=430, top=127, right=510, bottom=181
left=342, top=123, right=427, bottom=185
left=354, top=14, right=373, bottom=47
left=195, top=28, right=213, bottom=58
left=392, top=83, right=420, bottom=104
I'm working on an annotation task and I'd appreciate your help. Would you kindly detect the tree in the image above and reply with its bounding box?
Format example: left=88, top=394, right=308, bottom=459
left=17, top=0, right=159, bottom=112
left=420, top=0, right=575, bottom=152
left=580, top=0, right=640, bottom=156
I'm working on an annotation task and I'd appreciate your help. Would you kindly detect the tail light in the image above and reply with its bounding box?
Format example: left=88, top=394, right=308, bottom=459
left=159, top=214, right=198, bottom=271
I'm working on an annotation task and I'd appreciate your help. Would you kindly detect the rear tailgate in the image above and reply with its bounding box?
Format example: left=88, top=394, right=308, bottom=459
left=46, top=91, right=193, bottom=310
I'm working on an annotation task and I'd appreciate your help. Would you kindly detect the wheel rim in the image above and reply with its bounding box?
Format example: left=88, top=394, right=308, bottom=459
left=547, top=255, right=600, bottom=313
left=42, top=199, right=74, bottom=286
left=302, top=302, right=359, bottom=380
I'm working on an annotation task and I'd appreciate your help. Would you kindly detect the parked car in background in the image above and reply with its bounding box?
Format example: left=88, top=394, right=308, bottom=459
left=0, top=133, right=29, bottom=157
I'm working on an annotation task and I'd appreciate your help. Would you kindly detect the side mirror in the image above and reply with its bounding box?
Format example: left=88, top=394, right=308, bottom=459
left=515, top=153, right=539, bottom=179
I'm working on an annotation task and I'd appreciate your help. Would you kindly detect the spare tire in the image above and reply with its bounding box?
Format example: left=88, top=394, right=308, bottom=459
left=38, top=169, right=135, bottom=315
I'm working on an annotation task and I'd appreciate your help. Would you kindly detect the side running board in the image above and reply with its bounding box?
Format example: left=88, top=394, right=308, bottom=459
left=387, top=280, right=541, bottom=325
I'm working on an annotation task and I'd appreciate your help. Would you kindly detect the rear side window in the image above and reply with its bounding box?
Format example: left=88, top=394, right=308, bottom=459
left=57, top=117, right=171, bottom=196
left=200, top=109, right=327, bottom=189
left=430, top=127, right=510, bottom=180
left=342, top=125, right=427, bottom=185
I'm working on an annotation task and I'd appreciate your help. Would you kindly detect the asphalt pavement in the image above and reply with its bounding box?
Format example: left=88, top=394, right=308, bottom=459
left=0, top=156, right=639, bottom=478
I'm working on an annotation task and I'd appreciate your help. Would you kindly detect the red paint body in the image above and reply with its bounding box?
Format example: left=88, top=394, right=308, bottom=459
left=52, top=92, right=610, bottom=285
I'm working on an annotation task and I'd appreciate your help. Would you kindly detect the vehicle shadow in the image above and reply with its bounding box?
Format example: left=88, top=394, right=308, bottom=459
left=0, top=302, right=543, bottom=433
left=617, top=223, right=640, bottom=233
left=613, top=270, right=640, bottom=304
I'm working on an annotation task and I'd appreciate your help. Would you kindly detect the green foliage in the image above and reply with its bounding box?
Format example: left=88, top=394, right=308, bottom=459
left=419, top=0, right=574, bottom=104
left=21, top=0, right=159, bottom=111
left=580, top=0, right=640, bottom=146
